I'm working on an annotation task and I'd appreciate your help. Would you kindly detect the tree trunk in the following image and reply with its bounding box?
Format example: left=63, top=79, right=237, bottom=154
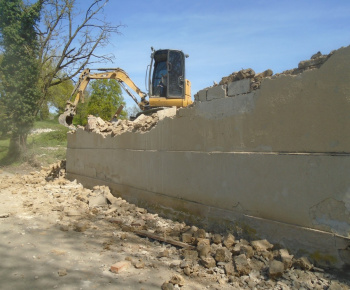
left=8, top=133, right=28, bottom=158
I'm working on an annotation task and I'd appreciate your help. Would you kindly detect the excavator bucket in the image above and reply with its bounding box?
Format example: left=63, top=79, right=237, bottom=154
left=58, top=102, right=76, bottom=127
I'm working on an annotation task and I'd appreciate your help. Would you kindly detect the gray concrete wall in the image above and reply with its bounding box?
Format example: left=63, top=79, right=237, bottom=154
left=67, top=46, right=350, bottom=268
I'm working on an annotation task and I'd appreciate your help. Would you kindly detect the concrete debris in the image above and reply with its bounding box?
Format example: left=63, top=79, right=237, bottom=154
left=218, top=50, right=333, bottom=91
left=83, top=112, right=160, bottom=137
left=1, top=161, right=349, bottom=289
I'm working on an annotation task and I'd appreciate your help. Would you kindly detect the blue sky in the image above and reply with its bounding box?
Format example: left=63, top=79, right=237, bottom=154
left=82, top=0, right=350, bottom=108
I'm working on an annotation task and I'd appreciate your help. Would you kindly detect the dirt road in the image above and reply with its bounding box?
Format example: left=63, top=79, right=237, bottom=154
left=0, top=164, right=349, bottom=290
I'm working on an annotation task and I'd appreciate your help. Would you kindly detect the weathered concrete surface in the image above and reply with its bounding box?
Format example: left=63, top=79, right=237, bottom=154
left=67, top=46, right=350, bottom=269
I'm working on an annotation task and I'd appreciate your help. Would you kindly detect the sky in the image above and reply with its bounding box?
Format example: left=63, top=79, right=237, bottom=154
left=79, top=0, right=350, bottom=108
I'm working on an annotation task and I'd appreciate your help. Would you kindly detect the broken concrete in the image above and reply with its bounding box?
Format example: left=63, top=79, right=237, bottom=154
left=1, top=166, right=350, bottom=288
left=67, top=46, right=350, bottom=269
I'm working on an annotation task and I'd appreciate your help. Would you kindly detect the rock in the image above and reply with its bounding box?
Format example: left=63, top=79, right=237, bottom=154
left=110, top=261, right=131, bottom=273
left=158, top=249, right=170, bottom=258
left=0, top=213, right=10, bottom=218
left=58, top=269, right=67, bottom=276
left=279, top=249, right=293, bottom=269
left=193, top=229, right=206, bottom=239
left=183, top=250, right=198, bottom=261
left=200, top=256, right=216, bottom=269
left=251, top=239, right=273, bottom=252
left=268, top=260, right=285, bottom=279
left=224, top=262, right=235, bottom=276
left=293, top=256, right=313, bottom=270
left=212, top=234, right=222, bottom=244
left=223, top=233, right=235, bottom=248
left=169, top=274, right=185, bottom=286
left=196, top=238, right=210, bottom=247
left=134, top=260, right=145, bottom=269
left=240, top=245, right=254, bottom=258
left=215, top=248, right=232, bottom=263
left=181, top=232, right=193, bottom=244
left=197, top=244, right=211, bottom=258
left=234, top=254, right=251, bottom=276
left=183, top=267, right=191, bottom=276
left=249, top=257, right=266, bottom=272
left=161, top=282, right=174, bottom=290
left=89, top=194, right=107, bottom=208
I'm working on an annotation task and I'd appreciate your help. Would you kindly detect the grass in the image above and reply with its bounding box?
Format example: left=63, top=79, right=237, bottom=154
left=0, top=118, right=69, bottom=169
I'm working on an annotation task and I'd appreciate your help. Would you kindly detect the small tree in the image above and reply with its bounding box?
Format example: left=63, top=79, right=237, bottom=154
left=87, top=79, right=126, bottom=121
left=0, top=0, right=43, bottom=156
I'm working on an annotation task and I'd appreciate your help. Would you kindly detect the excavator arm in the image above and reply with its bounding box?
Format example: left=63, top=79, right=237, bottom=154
left=58, top=68, right=148, bottom=127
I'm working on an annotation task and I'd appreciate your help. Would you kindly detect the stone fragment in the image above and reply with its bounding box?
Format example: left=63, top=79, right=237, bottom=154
left=293, top=256, right=313, bottom=270
left=279, top=249, right=293, bottom=269
left=193, top=229, right=206, bottom=239
left=196, top=238, right=210, bottom=247
left=110, top=261, right=131, bottom=273
left=215, top=248, right=232, bottom=263
left=268, top=260, right=284, bottom=279
left=223, top=234, right=235, bottom=248
left=58, top=269, right=67, bottom=276
left=224, top=262, right=235, bottom=276
left=250, top=257, right=266, bottom=272
left=240, top=245, right=254, bottom=258
left=212, top=234, right=222, bottom=244
left=234, top=254, right=251, bottom=276
left=169, top=274, right=185, bottom=286
left=134, top=260, right=145, bottom=269
left=89, top=195, right=107, bottom=208
left=181, top=232, right=193, bottom=244
left=161, top=282, right=174, bottom=290
left=183, top=250, right=198, bottom=261
left=0, top=213, right=10, bottom=218
left=251, top=239, right=273, bottom=252
left=158, top=249, right=170, bottom=258
left=183, top=267, right=191, bottom=276
left=197, top=244, right=211, bottom=258
left=200, top=256, right=216, bottom=269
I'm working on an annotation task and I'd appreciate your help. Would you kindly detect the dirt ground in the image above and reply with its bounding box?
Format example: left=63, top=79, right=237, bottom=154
left=0, top=163, right=349, bottom=290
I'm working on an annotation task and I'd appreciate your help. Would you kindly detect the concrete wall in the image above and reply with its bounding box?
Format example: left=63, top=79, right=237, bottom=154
left=67, top=46, right=350, bottom=269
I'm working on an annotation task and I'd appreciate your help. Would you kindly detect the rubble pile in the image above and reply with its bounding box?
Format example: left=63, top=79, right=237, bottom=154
left=279, top=50, right=333, bottom=76
left=1, top=164, right=349, bottom=289
left=79, top=113, right=159, bottom=137
left=218, top=50, right=334, bottom=91
left=219, top=68, right=273, bottom=90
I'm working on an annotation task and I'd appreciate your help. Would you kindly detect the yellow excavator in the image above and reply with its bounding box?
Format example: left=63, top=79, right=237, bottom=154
left=58, top=48, right=192, bottom=127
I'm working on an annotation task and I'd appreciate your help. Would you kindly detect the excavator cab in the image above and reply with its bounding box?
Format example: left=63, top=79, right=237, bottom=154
left=148, top=49, right=192, bottom=108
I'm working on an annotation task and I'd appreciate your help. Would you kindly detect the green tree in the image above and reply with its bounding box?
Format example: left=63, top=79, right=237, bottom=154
left=0, top=0, right=43, bottom=156
left=87, top=79, right=126, bottom=121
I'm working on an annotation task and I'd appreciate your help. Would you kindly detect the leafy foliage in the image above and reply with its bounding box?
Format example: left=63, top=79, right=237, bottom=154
left=87, top=79, right=127, bottom=121
left=0, top=0, right=43, bottom=155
